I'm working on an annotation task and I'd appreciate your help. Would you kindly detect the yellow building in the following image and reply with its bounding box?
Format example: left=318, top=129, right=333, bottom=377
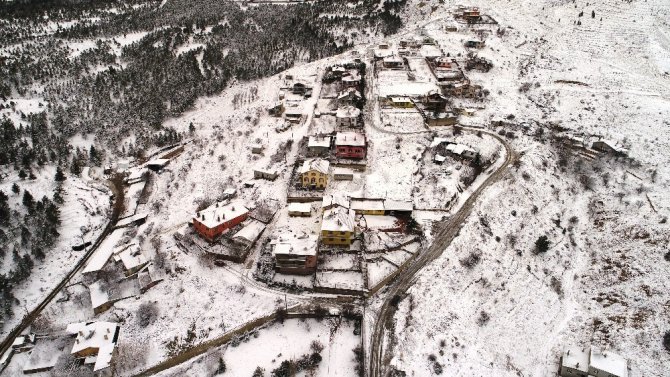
left=321, top=206, right=356, bottom=246
left=388, top=96, right=414, bottom=108
left=299, top=158, right=330, bottom=190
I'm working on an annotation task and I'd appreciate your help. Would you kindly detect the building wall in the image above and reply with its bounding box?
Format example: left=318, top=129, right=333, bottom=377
left=321, top=230, right=352, bottom=245
left=390, top=101, right=413, bottom=108
left=74, top=346, right=100, bottom=358
left=300, top=171, right=328, bottom=189
left=354, top=209, right=385, bottom=215
left=560, top=366, right=589, bottom=377
left=427, top=117, right=457, bottom=126
left=336, top=117, right=356, bottom=127
left=336, top=146, right=366, bottom=159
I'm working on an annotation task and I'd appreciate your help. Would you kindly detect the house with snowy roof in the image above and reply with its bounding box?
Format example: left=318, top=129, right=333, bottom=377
left=273, top=234, right=319, bottom=275
left=335, top=132, right=367, bottom=159
left=307, top=136, right=332, bottom=156
left=321, top=206, right=356, bottom=246
left=112, top=244, right=149, bottom=276
left=193, top=200, right=250, bottom=242
left=337, top=88, right=362, bottom=106
left=336, top=106, right=361, bottom=128
left=591, top=139, right=628, bottom=156
left=341, top=70, right=362, bottom=87
left=67, top=321, right=120, bottom=372
left=298, top=158, right=330, bottom=190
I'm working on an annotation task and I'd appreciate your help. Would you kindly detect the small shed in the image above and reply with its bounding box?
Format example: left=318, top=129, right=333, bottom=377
left=251, top=144, right=264, bottom=154
left=334, top=167, right=355, bottom=181
left=147, top=159, right=169, bottom=172
left=288, top=202, right=312, bottom=217
left=254, top=169, right=279, bottom=181
left=465, top=40, right=486, bottom=49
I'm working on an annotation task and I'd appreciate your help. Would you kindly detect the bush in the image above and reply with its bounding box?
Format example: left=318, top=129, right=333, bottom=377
left=310, top=340, right=324, bottom=353
left=664, top=331, right=670, bottom=352
left=275, top=307, right=288, bottom=324
left=534, top=235, right=550, bottom=254
left=136, top=302, right=159, bottom=328
left=252, top=367, right=265, bottom=377
left=216, top=357, right=226, bottom=374
left=313, top=304, right=327, bottom=321
left=459, top=251, right=481, bottom=269
left=476, top=311, right=490, bottom=326
left=433, top=362, right=443, bottom=375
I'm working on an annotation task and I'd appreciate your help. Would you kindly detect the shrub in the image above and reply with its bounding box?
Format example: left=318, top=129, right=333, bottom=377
left=459, top=251, right=481, bottom=269
left=310, top=340, right=324, bottom=353
left=433, top=362, right=443, bottom=375
left=216, top=357, right=226, bottom=374
left=275, top=307, right=288, bottom=324
left=252, top=367, right=265, bottom=377
left=136, top=302, right=159, bottom=328
left=664, top=331, right=670, bottom=353
left=313, top=304, right=327, bottom=321
left=476, top=311, right=490, bottom=326
left=534, top=235, right=550, bottom=254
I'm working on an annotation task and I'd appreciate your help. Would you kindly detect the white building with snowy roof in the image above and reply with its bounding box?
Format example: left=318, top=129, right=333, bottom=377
left=336, top=106, right=361, bottom=127
left=67, top=321, right=120, bottom=372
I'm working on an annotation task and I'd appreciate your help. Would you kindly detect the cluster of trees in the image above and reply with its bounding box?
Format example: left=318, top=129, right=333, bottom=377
left=0, top=116, right=72, bottom=176
left=0, top=185, right=62, bottom=324
left=2, top=0, right=407, bottom=154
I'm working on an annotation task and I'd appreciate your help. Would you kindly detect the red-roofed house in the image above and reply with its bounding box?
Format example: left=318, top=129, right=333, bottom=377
left=193, top=200, right=250, bottom=242
left=335, top=132, right=367, bottom=159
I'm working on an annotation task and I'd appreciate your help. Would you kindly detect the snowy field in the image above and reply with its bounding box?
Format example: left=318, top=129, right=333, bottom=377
left=380, top=0, right=670, bottom=375
left=156, top=318, right=361, bottom=377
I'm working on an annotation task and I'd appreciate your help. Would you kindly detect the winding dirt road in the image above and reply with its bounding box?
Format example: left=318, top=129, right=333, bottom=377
left=368, top=130, right=517, bottom=377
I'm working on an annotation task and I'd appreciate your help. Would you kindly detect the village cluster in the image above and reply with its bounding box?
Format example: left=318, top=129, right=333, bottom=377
left=0, top=6, right=636, bottom=376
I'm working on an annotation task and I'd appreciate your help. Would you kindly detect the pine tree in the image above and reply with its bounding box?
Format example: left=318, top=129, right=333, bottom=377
left=18, top=169, right=27, bottom=180
left=28, top=170, right=36, bottom=180
left=12, top=183, right=20, bottom=194
left=55, top=166, right=66, bottom=182
left=0, top=190, right=9, bottom=226
left=22, top=190, right=34, bottom=209
left=70, top=156, right=81, bottom=176
left=89, top=145, right=101, bottom=166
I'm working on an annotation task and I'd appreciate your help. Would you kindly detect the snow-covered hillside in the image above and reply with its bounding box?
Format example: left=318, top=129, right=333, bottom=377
left=382, top=0, right=670, bottom=376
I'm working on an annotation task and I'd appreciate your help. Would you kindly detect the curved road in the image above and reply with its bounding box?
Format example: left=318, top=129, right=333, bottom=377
left=368, top=130, right=517, bottom=377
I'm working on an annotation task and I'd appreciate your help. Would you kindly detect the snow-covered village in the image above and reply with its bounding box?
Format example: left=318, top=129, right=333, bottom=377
left=0, top=0, right=669, bottom=376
